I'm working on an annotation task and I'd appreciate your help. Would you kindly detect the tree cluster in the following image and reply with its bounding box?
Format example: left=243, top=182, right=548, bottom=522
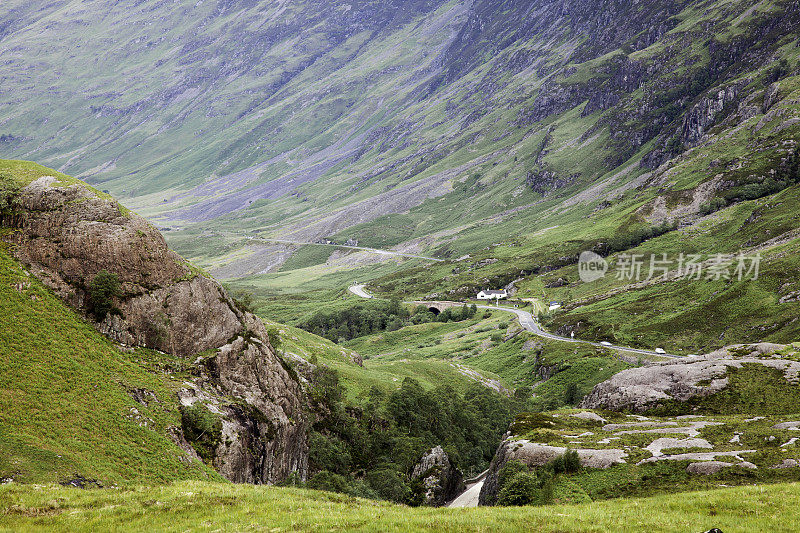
left=299, top=368, right=534, bottom=504
left=299, top=300, right=477, bottom=343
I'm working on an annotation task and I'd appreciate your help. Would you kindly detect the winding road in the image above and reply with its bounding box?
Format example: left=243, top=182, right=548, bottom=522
left=254, top=238, right=444, bottom=262
left=348, top=285, right=682, bottom=359
left=349, top=284, right=681, bottom=508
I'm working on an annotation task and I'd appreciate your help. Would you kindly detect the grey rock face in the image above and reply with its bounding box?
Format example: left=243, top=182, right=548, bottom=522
left=580, top=345, right=800, bottom=413
left=686, top=461, right=731, bottom=475
left=1, top=178, right=308, bottom=484
left=680, top=84, right=742, bottom=146
left=479, top=438, right=626, bottom=506
left=411, top=446, right=465, bottom=507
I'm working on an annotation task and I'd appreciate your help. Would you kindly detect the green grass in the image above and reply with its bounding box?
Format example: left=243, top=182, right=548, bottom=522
left=504, top=408, right=800, bottom=500
left=0, top=244, right=218, bottom=485
left=0, top=159, right=116, bottom=203
left=277, top=245, right=335, bottom=272
left=1, top=480, right=798, bottom=532
left=266, top=320, right=507, bottom=403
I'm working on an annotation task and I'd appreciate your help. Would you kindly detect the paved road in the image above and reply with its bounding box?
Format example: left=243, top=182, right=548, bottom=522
left=349, top=284, right=374, bottom=299
left=349, top=285, right=682, bottom=359
left=448, top=480, right=484, bottom=508
left=255, top=238, right=444, bottom=262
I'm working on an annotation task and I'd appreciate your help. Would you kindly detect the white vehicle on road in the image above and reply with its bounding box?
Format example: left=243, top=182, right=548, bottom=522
left=599, top=341, right=613, bottom=347
left=654, top=348, right=666, bottom=354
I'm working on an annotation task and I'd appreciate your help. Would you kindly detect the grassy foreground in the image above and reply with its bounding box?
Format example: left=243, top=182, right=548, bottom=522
left=0, top=481, right=795, bottom=532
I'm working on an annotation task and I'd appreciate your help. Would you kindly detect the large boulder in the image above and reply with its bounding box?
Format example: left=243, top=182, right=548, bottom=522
left=479, top=438, right=626, bottom=506
left=1, top=177, right=308, bottom=484
left=411, top=446, right=465, bottom=507
left=580, top=345, right=800, bottom=413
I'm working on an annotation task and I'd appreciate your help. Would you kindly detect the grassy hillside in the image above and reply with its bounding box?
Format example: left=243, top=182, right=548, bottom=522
left=0, top=244, right=219, bottom=485
left=265, top=318, right=511, bottom=402
left=1, top=480, right=798, bottom=532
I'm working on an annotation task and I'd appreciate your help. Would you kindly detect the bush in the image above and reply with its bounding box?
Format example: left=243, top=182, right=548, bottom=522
left=551, top=449, right=581, bottom=474
left=180, top=404, right=222, bottom=464
left=309, top=365, right=342, bottom=406
left=88, top=270, right=121, bottom=320
left=307, top=470, right=351, bottom=493
left=266, top=326, right=282, bottom=351
left=309, top=431, right=352, bottom=474
left=498, top=460, right=528, bottom=491
left=497, top=472, right=540, bottom=506
left=232, top=291, right=254, bottom=313
left=0, top=172, right=21, bottom=213
left=563, top=383, right=581, bottom=405
left=601, top=221, right=677, bottom=255
left=365, top=467, right=412, bottom=503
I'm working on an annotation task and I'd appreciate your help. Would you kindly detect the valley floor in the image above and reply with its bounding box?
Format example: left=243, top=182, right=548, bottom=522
left=0, top=481, right=796, bottom=532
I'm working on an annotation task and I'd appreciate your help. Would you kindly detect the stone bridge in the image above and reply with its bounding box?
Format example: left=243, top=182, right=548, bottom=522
left=410, top=300, right=464, bottom=315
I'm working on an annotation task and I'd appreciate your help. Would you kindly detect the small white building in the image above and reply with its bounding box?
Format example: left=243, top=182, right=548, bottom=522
left=548, top=301, right=561, bottom=311
left=477, top=289, right=507, bottom=300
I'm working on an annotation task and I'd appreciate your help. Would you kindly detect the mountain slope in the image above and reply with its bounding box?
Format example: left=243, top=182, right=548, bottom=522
left=0, top=243, right=218, bottom=484
left=1, top=1, right=797, bottom=259
left=0, top=159, right=308, bottom=485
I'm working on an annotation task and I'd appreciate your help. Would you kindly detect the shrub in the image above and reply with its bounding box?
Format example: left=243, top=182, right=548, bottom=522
left=88, top=270, right=121, bottom=320
left=307, top=470, right=351, bottom=493
left=0, top=172, right=21, bottom=213
left=563, top=383, right=581, bottom=405
left=497, top=472, right=540, bottom=506
left=498, top=460, right=528, bottom=490
left=232, top=291, right=255, bottom=313
left=309, top=431, right=352, bottom=474
left=180, top=404, right=222, bottom=464
left=365, top=467, right=412, bottom=503
left=699, top=197, right=727, bottom=216
left=551, top=449, right=581, bottom=474
left=266, top=326, right=282, bottom=351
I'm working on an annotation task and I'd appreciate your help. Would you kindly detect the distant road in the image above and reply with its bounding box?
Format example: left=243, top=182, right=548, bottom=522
left=254, top=238, right=444, bottom=262
left=349, top=285, right=682, bottom=359
left=349, top=284, right=374, bottom=299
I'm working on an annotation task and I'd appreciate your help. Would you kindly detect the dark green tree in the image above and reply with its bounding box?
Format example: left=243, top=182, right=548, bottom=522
left=88, top=269, right=121, bottom=320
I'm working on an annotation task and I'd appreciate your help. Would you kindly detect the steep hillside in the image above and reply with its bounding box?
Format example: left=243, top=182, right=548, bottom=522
left=0, top=160, right=307, bottom=485
left=0, top=243, right=219, bottom=485
left=1, top=1, right=797, bottom=272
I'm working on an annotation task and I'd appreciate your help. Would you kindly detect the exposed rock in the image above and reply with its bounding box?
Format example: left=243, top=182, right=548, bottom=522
left=570, top=411, right=607, bottom=424
left=580, top=346, right=800, bottom=413
left=772, top=421, right=800, bottom=430
left=639, top=450, right=756, bottom=465
left=478, top=438, right=626, bottom=505
left=686, top=461, right=731, bottom=475
left=770, top=459, right=799, bottom=469
left=1, top=178, right=308, bottom=485
left=411, top=446, right=465, bottom=507
left=680, top=84, right=741, bottom=146
left=645, top=437, right=712, bottom=457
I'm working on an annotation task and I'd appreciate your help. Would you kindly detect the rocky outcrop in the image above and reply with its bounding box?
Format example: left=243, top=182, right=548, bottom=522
left=3, top=177, right=242, bottom=357
left=680, top=84, right=742, bottom=146
left=411, top=446, right=465, bottom=507
left=580, top=344, right=800, bottom=413
left=1, top=177, right=308, bottom=484
left=478, top=438, right=626, bottom=505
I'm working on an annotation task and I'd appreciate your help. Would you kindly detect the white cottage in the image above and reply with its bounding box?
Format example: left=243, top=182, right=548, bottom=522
left=476, top=289, right=507, bottom=300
